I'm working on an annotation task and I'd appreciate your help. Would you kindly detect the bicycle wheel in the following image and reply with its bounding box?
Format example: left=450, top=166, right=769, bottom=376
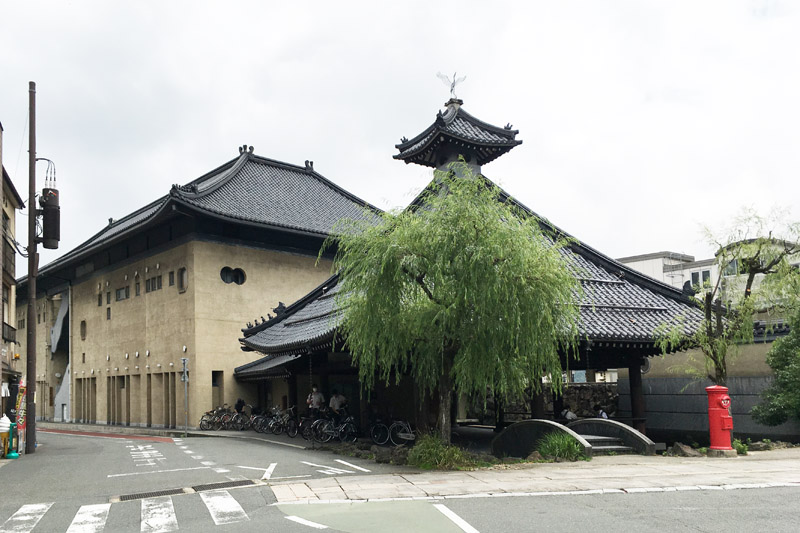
left=211, top=416, right=222, bottom=431
left=286, top=418, right=299, bottom=438
left=232, top=414, right=245, bottom=431
left=314, top=420, right=333, bottom=443
left=270, top=419, right=284, bottom=435
left=301, top=420, right=314, bottom=440
left=339, top=422, right=358, bottom=443
left=199, top=418, right=210, bottom=431
left=389, top=421, right=413, bottom=446
left=370, top=423, right=389, bottom=445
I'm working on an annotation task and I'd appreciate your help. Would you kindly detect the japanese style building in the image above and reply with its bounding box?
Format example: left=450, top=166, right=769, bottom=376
left=16, top=146, right=378, bottom=428
left=237, top=98, right=704, bottom=434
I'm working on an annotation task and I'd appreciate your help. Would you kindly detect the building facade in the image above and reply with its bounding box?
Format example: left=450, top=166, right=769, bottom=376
left=16, top=147, right=378, bottom=428
left=1, top=121, right=26, bottom=417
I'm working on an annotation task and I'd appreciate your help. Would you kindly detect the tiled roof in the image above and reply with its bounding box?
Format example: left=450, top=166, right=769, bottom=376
left=21, top=150, right=381, bottom=282
left=239, top=176, right=705, bottom=356
left=395, top=100, right=522, bottom=167
left=171, top=154, right=381, bottom=236
left=239, top=275, right=342, bottom=354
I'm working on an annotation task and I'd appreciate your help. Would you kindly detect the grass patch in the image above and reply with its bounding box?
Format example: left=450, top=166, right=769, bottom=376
left=407, top=434, right=479, bottom=470
left=733, top=438, right=748, bottom=455
left=536, top=431, right=587, bottom=461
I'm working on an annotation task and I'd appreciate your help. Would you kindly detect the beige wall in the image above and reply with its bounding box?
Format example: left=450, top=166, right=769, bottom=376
left=620, top=342, right=773, bottom=382
left=17, top=237, right=332, bottom=428
left=191, top=240, right=332, bottom=426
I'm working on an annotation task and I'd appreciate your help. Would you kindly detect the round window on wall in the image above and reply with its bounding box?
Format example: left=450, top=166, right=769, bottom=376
left=220, top=267, right=246, bottom=285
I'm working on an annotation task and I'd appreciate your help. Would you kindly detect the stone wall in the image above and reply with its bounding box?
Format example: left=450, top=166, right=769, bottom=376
left=468, top=382, right=618, bottom=424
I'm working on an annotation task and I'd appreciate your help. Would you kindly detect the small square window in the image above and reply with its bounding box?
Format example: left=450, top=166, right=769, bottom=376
left=106, top=292, right=111, bottom=304
left=145, top=279, right=151, bottom=293
left=135, top=282, right=140, bottom=296
left=702, top=270, right=711, bottom=285
left=691, top=272, right=699, bottom=286
left=157, top=275, right=162, bottom=290
left=169, top=271, right=175, bottom=286
left=178, top=267, right=188, bottom=292
left=106, top=307, right=111, bottom=320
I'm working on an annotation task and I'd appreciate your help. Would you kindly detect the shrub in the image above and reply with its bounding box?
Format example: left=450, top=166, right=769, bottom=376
left=732, top=438, right=748, bottom=455
left=407, top=434, right=478, bottom=470
left=536, top=432, right=586, bottom=461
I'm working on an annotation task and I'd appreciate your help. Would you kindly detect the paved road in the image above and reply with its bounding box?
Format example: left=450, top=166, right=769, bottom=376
left=2, top=430, right=799, bottom=532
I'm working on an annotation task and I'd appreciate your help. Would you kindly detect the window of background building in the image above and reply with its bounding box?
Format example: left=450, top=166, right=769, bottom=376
left=702, top=270, right=711, bottom=285
left=115, top=286, right=130, bottom=301
left=80, top=320, right=87, bottom=340
left=106, top=292, right=111, bottom=304
left=169, top=271, right=175, bottom=286
left=82, top=352, right=85, bottom=363
left=220, top=267, right=246, bottom=285
left=146, top=275, right=162, bottom=293
left=106, top=307, right=111, bottom=320
left=2, top=286, right=8, bottom=324
left=135, top=282, right=140, bottom=296
left=178, top=267, right=188, bottom=292
left=98, top=293, right=102, bottom=307
left=691, top=272, right=699, bottom=286
left=17, top=318, right=25, bottom=330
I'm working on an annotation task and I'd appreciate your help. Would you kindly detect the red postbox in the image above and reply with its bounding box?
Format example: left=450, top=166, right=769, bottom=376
left=706, top=385, right=733, bottom=450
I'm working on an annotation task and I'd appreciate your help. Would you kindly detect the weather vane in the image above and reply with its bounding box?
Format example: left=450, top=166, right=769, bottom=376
left=437, top=71, right=466, bottom=99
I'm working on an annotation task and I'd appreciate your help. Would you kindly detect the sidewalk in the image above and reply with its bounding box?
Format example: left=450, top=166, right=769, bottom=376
left=20, top=421, right=800, bottom=505
left=271, top=447, right=800, bottom=504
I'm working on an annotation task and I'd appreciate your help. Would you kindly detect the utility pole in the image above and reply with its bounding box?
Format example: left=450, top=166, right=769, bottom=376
left=26, top=81, right=37, bottom=454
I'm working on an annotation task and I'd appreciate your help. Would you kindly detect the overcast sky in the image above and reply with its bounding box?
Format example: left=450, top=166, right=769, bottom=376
left=1, top=1, right=798, bottom=276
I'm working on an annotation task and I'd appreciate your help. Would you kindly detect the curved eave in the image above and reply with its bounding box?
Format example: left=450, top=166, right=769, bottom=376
left=239, top=328, right=336, bottom=355
left=394, top=131, right=522, bottom=167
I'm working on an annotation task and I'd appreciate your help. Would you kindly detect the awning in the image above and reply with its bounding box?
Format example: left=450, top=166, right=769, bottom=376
left=235, top=353, right=303, bottom=382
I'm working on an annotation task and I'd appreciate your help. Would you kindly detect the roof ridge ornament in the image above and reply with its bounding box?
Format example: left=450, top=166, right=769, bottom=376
left=238, top=145, right=254, bottom=155
left=436, top=71, right=466, bottom=99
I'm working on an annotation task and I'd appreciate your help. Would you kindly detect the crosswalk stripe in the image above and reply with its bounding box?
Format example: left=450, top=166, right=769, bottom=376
left=66, top=503, right=111, bottom=533
left=140, top=497, right=178, bottom=533
left=199, top=490, right=249, bottom=525
left=0, top=503, right=54, bottom=533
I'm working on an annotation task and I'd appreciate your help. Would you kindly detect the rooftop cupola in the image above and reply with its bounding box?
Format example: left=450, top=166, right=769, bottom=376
left=394, top=98, right=522, bottom=176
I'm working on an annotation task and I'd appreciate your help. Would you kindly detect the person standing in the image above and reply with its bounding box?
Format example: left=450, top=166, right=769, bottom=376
left=329, top=389, right=347, bottom=423
left=594, top=404, right=608, bottom=419
left=306, top=384, right=325, bottom=417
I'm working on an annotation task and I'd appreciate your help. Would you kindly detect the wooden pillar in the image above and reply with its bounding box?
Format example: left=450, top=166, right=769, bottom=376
left=628, top=361, right=646, bottom=435
left=530, top=388, right=546, bottom=419
left=551, top=390, right=564, bottom=420
left=288, top=375, right=298, bottom=412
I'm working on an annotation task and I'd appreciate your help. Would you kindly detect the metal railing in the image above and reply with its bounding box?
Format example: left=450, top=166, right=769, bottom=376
left=3, top=322, right=16, bottom=343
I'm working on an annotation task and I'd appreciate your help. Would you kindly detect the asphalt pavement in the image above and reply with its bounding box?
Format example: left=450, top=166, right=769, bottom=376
left=1, top=422, right=799, bottom=532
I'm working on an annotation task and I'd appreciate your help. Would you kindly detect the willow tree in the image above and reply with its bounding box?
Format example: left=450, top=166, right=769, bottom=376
left=323, top=162, right=581, bottom=443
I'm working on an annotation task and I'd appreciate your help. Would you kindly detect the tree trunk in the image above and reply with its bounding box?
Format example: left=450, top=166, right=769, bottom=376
left=438, top=352, right=454, bottom=444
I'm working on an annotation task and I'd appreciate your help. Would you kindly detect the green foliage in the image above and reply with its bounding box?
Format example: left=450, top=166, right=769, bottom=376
left=536, top=431, right=586, bottom=461
left=732, top=438, right=748, bottom=455
left=657, top=208, right=800, bottom=386
left=752, top=310, right=800, bottom=426
left=323, top=160, right=582, bottom=438
left=697, top=447, right=709, bottom=454
left=406, top=434, right=477, bottom=470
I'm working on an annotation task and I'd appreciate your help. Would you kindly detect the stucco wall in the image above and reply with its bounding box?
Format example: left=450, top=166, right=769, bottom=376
left=618, top=344, right=800, bottom=443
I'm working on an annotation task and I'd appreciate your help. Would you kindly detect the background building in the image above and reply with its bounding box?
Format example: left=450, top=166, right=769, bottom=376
left=1, top=121, right=26, bottom=417
left=16, top=147, right=378, bottom=428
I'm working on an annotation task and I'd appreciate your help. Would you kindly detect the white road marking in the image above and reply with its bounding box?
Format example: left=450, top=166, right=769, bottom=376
left=213, top=468, right=231, bottom=473
left=301, top=461, right=353, bottom=475
left=183, top=450, right=194, bottom=454
left=271, top=475, right=312, bottom=480
left=140, top=497, right=178, bottom=533
left=191, top=455, right=203, bottom=460
left=334, top=459, right=371, bottom=472
left=201, top=461, right=216, bottom=466
left=0, top=503, right=53, bottom=533
left=199, top=490, right=249, bottom=525
left=66, top=503, right=111, bottom=533
left=237, top=462, right=278, bottom=480
left=433, top=504, right=480, bottom=533
left=262, top=438, right=306, bottom=449
left=285, top=516, right=328, bottom=529
left=108, top=466, right=210, bottom=478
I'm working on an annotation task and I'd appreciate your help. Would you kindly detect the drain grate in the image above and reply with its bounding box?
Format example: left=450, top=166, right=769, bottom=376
left=119, top=488, right=187, bottom=502
left=192, top=480, right=255, bottom=492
